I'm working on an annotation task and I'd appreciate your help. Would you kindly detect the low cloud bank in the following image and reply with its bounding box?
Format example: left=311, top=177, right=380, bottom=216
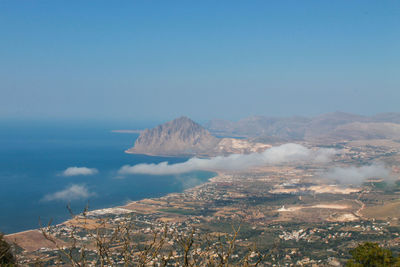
left=324, top=163, right=392, bottom=184
left=43, top=184, right=95, bottom=201
left=62, top=167, right=98, bottom=177
left=119, top=143, right=336, bottom=175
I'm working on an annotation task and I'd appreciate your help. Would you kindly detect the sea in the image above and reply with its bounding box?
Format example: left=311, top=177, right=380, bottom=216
left=0, top=120, right=215, bottom=234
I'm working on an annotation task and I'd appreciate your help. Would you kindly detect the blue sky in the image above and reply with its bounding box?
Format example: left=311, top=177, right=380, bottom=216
left=0, top=1, right=399, bottom=122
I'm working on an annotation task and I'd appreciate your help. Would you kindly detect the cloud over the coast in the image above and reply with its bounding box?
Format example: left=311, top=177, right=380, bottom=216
left=119, top=143, right=336, bottom=175
left=324, top=162, right=392, bottom=184
left=43, top=184, right=95, bottom=201
left=62, top=167, right=98, bottom=177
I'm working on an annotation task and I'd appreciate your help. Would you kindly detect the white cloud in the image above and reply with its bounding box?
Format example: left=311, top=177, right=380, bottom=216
left=62, top=167, right=98, bottom=177
left=119, top=143, right=336, bottom=175
left=43, top=184, right=95, bottom=201
left=324, top=162, right=392, bottom=184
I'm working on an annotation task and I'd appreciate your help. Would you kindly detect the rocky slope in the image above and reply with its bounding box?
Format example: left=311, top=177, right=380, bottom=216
left=126, top=117, right=220, bottom=156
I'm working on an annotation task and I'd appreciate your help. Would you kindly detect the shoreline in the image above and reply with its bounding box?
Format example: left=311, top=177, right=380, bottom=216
left=5, top=171, right=220, bottom=237
left=124, top=149, right=215, bottom=158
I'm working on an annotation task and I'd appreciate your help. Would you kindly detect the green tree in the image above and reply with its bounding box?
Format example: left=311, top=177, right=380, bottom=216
left=346, top=242, right=399, bottom=267
left=0, top=233, right=15, bottom=266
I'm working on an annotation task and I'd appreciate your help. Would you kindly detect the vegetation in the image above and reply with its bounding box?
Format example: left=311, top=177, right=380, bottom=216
left=157, top=208, right=202, bottom=216
left=39, top=221, right=266, bottom=266
left=37, top=222, right=400, bottom=266
left=347, top=242, right=400, bottom=267
left=31, top=206, right=267, bottom=266
left=0, top=233, right=15, bottom=266
left=5, top=217, right=400, bottom=266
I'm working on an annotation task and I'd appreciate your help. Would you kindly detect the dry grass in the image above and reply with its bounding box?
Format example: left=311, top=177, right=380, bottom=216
left=5, top=230, right=66, bottom=252
left=64, top=217, right=102, bottom=230
left=362, top=200, right=400, bottom=221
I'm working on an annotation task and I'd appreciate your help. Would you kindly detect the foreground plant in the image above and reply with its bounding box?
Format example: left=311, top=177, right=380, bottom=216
left=346, top=242, right=400, bottom=267
left=0, top=232, right=15, bottom=266
left=37, top=206, right=266, bottom=266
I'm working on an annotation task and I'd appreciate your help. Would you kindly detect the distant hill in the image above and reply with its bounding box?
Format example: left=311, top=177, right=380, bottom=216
left=126, top=116, right=220, bottom=156
left=205, top=112, right=400, bottom=142
left=205, top=115, right=310, bottom=140
left=328, top=122, right=400, bottom=141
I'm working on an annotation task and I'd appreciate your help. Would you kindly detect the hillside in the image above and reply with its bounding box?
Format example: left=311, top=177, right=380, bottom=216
left=206, top=112, right=400, bottom=142
left=126, top=116, right=220, bottom=156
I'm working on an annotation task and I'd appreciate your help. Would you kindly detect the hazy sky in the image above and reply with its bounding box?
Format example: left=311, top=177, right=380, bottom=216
left=0, top=1, right=399, bottom=122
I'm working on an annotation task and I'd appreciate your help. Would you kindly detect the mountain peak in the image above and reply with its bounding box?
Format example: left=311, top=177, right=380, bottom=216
left=173, top=116, right=192, bottom=122
left=168, top=116, right=198, bottom=128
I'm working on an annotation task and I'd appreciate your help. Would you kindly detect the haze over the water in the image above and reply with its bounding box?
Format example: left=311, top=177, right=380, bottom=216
left=0, top=1, right=399, bottom=122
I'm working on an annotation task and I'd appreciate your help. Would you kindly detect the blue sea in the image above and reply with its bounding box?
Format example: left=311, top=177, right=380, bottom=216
left=0, top=120, right=215, bottom=234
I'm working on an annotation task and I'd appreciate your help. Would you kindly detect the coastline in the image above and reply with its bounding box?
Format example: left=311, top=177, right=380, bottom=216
left=5, top=171, right=220, bottom=238
left=120, top=171, right=220, bottom=212
left=124, top=149, right=215, bottom=158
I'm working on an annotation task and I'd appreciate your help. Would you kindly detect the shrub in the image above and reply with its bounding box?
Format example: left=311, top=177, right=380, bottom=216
left=346, top=242, right=399, bottom=267
left=0, top=233, right=15, bottom=266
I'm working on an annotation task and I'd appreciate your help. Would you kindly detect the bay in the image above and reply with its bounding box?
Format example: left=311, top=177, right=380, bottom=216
left=0, top=120, right=215, bottom=234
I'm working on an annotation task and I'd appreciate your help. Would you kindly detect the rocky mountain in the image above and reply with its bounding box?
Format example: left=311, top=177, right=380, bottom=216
left=126, top=117, right=270, bottom=156
left=126, top=117, right=220, bottom=156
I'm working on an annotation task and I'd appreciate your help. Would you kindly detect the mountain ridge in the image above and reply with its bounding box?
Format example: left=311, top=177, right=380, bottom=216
left=126, top=112, right=400, bottom=156
left=205, top=112, right=400, bottom=142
